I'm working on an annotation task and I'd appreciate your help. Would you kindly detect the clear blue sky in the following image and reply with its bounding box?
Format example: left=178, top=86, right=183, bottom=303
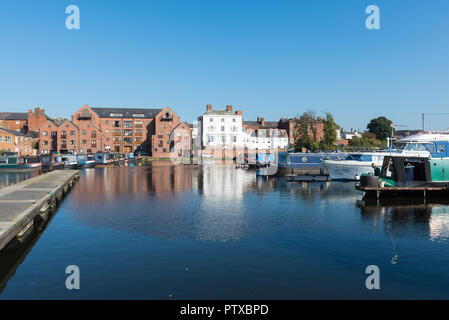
left=1, top=0, right=449, bottom=131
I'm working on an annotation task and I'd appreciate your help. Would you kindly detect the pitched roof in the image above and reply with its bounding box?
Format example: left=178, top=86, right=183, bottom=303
left=204, top=110, right=238, bottom=116
left=0, top=112, right=29, bottom=120
left=0, top=127, right=33, bottom=137
left=91, top=107, right=163, bottom=119
left=243, top=120, right=279, bottom=129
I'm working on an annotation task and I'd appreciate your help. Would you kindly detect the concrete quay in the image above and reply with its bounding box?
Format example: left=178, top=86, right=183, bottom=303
left=0, top=170, right=79, bottom=251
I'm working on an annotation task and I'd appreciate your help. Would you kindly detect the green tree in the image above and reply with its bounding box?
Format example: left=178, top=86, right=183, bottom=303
left=319, top=112, right=337, bottom=150
left=367, top=116, right=394, bottom=141
left=294, top=112, right=315, bottom=152
left=348, top=132, right=385, bottom=148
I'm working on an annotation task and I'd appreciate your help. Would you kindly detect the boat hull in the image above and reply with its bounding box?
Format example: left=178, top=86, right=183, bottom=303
left=323, top=160, right=377, bottom=180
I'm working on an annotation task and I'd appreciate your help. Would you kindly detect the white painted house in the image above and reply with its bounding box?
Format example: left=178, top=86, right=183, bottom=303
left=197, top=104, right=245, bottom=150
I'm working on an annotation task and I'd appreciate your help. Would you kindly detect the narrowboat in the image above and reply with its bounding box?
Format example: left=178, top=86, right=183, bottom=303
left=94, top=152, right=115, bottom=165
left=0, top=154, right=42, bottom=171
left=61, top=154, right=80, bottom=169
left=77, top=154, right=96, bottom=168
left=356, top=141, right=449, bottom=198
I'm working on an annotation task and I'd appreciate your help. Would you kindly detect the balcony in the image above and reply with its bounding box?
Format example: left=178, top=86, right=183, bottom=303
left=160, top=113, right=173, bottom=121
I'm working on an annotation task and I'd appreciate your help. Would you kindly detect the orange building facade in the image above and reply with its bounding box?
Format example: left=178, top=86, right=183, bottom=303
left=0, top=128, right=36, bottom=155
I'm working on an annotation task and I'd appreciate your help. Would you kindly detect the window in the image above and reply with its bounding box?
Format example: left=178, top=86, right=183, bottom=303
left=221, top=126, right=225, bottom=132
left=124, top=129, right=132, bottom=136
left=0, top=136, right=3, bottom=142
left=43, top=140, right=48, bottom=145
left=233, top=136, right=237, bottom=142
left=133, top=114, right=144, bottom=118
left=221, top=118, right=224, bottom=122
left=5, top=136, right=12, bottom=143
left=82, top=140, right=87, bottom=145
left=42, top=131, right=48, bottom=136
left=105, top=120, right=109, bottom=125
left=61, top=131, right=66, bottom=136
left=92, top=140, right=96, bottom=145
left=209, top=118, right=213, bottom=122
left=70, top=131, right=75, bottom=136
left=110, top=113, right=123, bottom=117
left=124, top=137, right=132, bottom=144
left=82, top=130, right=87, bottom=135
left=232, top=118, right=236, bottom=122
left=70, top=140, right=75, bottom=145
left=124, top=121, right=133, bottom=128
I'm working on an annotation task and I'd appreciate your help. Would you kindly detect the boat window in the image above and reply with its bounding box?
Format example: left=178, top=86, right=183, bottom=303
left=0, top=159, right=7, bottom=164
left=391, top=143, right=407, bottom=151
left=425, top=143, right=436, bottom=153
left=405, top=143, right=427, bottom=151
left=437, top=144, right=446, bottom=154
left=8, top=157, right=17, bottom=165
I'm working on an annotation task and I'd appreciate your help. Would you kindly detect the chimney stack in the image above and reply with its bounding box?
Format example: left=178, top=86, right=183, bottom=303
left=206, top=104, right=212, bottom=111
left=226, top=105, right=233, bottom=112
left=28, top=109, right=32, bottom=115
left=261, top=117, right=265, bottom=126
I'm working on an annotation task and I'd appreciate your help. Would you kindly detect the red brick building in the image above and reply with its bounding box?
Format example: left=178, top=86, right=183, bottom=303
left=68, top=105, right=191, bottom=157
left=278, top=117, right=325, bottom=146
left=169, top=121, right=192, bottom=157
left=0, top=112, right=29, bottom=133
left=38, top=119, right=82, bottom=154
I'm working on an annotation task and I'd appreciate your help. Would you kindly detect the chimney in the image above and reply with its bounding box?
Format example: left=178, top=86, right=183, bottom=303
left=206, top=104, right=212, bottom=111
left=261, top=117, right=265, bottom=126
left=235, top=110, right=242, bottom=116
left=226, top=105, right=233, bottom=112
left=28, top=109, right=32, bottom=115
left=257, top=117, right=260, bottom=123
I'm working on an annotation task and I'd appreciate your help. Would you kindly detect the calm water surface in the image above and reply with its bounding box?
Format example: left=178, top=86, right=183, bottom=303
left=1, top=163, right=449, bottom=299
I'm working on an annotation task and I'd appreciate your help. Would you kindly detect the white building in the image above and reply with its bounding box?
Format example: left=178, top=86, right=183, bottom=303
left=197, top=105, right=289, bottom=155
left=197, top=104, right=245, bottom=150
left=243, top=128, right=288, bottom=150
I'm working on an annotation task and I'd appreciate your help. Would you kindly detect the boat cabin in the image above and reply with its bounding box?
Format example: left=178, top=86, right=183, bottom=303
left=379, top=141, right=449, bottom=186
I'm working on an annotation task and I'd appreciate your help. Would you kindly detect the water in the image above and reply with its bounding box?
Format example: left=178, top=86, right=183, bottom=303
left=1, top=163, right=449, bottom=299
left=0, top=170, right=41, bottom=189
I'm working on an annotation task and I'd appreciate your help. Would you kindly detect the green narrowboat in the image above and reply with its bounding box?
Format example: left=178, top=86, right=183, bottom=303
left=0, top=153, right=42, bottom=171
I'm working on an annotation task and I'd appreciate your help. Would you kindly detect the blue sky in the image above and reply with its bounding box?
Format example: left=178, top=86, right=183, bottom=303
left=1, top=0, right=449, bottom=131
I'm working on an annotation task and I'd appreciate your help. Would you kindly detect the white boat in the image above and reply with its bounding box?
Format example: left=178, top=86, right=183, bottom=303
left=322, top=153, right=387, bottom=181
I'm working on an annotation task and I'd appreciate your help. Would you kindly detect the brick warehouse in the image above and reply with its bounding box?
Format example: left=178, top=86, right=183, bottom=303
left=38, top=104, right=191, bottom=157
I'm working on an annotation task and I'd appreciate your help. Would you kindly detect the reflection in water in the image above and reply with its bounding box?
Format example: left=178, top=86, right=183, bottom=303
left=358, top=199, right=449, bottom=241
left=0, top=171, right=41, bottom=189
left=2, top=163, right=449, bottom=299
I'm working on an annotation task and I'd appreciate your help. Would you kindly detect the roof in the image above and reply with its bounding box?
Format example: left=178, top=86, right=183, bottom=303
left=244, top=120, right=279, bottom=129
left=91, top=107, right=163, bottom=119
left=204, top=110, right=239, bottom=116
left=0, top=127, right=33, bottom=137
left=0, top=112, right=28, bottom=120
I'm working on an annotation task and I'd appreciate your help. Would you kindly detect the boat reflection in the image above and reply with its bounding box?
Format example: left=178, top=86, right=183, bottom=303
left=357, top=199, right=449, bottom=241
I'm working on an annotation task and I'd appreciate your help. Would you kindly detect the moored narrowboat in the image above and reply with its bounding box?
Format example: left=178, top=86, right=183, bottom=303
left=0, top=153, right=42, bottom=171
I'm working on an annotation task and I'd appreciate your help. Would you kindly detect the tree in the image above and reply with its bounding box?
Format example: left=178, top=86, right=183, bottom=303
left=294, top=112, right=315, bottom=152
left=348, top=132, right=385, bottom=148
left=367, top=116, right=394, bottom=142
left=319, top=112, right=337, bottom=150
